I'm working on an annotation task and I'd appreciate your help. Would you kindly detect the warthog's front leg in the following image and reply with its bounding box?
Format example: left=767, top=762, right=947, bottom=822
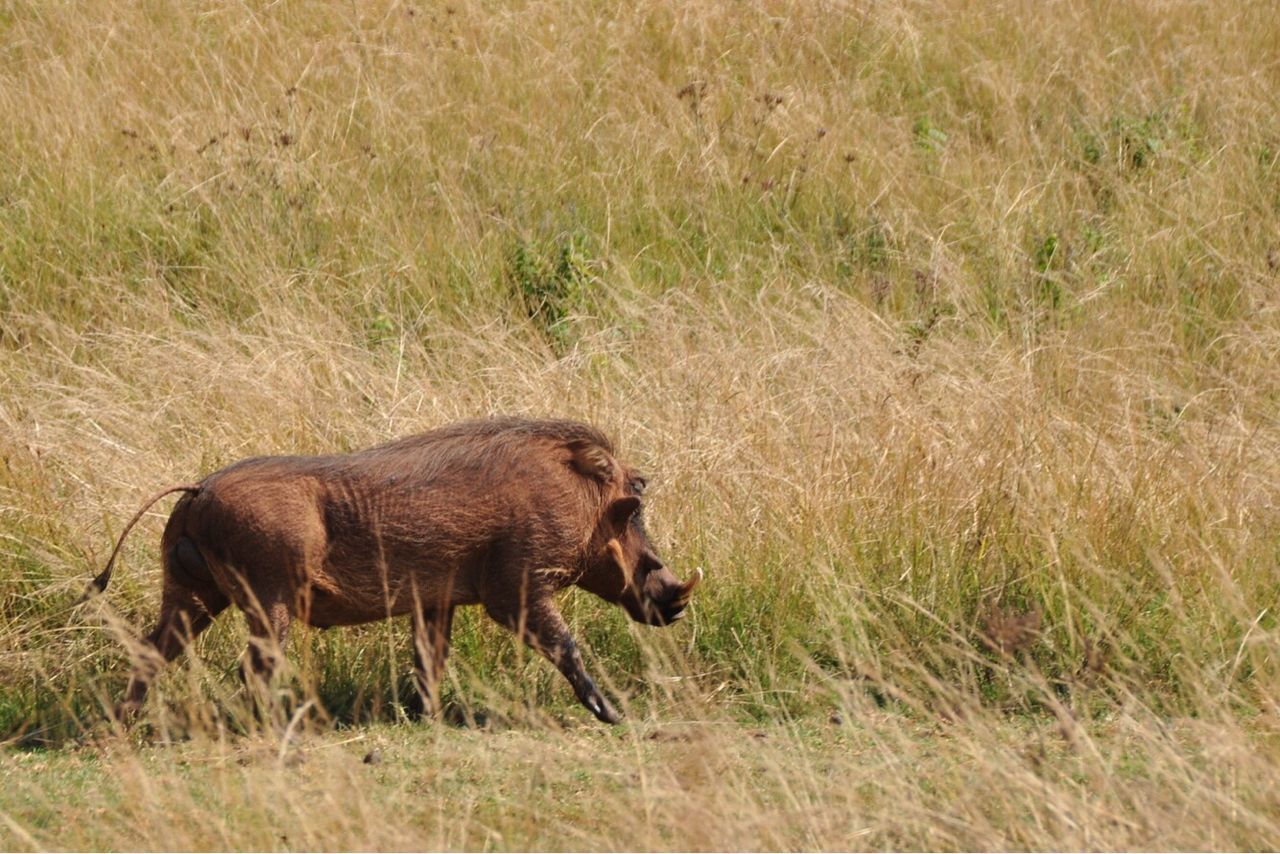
left=486, top=598, right=621, bottom=724
left=410, top=604, right=454, bottom=717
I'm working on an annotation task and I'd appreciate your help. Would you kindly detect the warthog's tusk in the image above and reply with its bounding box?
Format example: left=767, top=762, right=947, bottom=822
left=672, top=567, right=703, bottom=608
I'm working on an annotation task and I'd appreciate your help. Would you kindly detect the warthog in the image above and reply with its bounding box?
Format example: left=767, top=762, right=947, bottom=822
left=88, top=417, right=701, bottom=724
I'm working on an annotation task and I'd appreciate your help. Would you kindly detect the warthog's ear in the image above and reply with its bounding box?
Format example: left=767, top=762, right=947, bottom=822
left=568, top=439, right=615, bottom=481
left=604, top=496, right=641, bottom=536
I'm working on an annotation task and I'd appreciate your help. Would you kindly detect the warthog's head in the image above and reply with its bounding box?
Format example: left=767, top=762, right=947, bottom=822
left=578, top=478, right=702, bottom=626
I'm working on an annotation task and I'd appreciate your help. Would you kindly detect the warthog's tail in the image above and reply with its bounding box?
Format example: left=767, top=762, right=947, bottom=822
left=80, top=484, right=203, bottom=603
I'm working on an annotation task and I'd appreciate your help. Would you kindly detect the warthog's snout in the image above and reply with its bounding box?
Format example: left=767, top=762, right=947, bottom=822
left=643, top=566, right=703, bottom=625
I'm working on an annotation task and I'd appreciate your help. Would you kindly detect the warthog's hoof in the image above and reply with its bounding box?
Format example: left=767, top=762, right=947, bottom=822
left=111, top=700, right=142, bottom=726
left=586, top=694, right=622, bottom=725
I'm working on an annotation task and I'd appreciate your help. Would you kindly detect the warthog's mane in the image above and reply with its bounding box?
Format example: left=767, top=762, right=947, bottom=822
left=209, top=417, right=621, bottom=485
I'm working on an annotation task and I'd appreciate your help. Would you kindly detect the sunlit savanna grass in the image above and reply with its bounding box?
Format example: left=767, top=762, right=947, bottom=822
left=1, top=0, right=1279, bottom=849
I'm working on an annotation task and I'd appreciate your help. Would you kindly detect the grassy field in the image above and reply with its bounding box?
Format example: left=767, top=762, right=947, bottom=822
left=2, top=0, right=1279, bottom=848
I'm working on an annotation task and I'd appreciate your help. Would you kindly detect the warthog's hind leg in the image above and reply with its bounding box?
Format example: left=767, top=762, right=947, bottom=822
left=117, top=584, right=228, bottom=722
left=239, top=597, right=293, bottom=710
left=410, top=604, right=455, bottom=718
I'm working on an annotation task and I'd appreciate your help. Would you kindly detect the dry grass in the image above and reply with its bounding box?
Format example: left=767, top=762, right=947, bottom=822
left=4, top=711, right=1280, bottom=851
left=2, top=0, right=1279, bottom=849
